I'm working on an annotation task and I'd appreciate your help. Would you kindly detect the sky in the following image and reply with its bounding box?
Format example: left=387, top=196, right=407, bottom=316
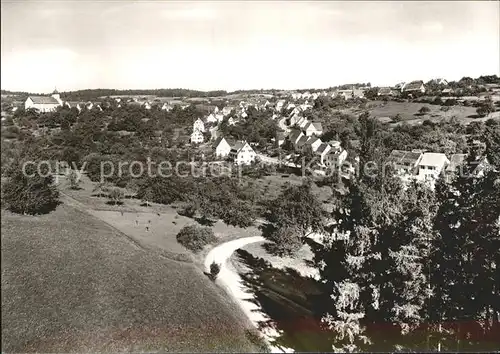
left=1, top=1, right=499, bottom=93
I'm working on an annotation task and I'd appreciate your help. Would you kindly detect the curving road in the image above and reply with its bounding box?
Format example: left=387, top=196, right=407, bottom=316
left=205, top=237, right=294, bottom=353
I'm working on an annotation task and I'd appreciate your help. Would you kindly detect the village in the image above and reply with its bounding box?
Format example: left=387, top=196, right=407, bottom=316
left=5, top=77, right=498, bottom=186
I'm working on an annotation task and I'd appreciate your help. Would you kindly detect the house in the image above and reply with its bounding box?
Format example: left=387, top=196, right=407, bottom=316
left=432, top=78, right=448, bottom=86
left=25, top=89, right=63, bottom=112
left=315, top=143, right=332, bottom=165
left=190, top=129, right=204, bottom=144
left=276, top=100, right=286, bottom=112
left=161, top=103, right=173, bottom=111
left=302, top=91, right=312, bottom=99
left=193, top=118, right=205, bottom=133
left=299, top=103, right=313, bottom=111
left=441, top=88, right=454, bottom=96
left=213, top=137, right=232, bottom=158
left=298, top=117, right=310, bottom=129
left=143, top=102, right=152, bottom=110
left=229, top=141, right=256, bottom=165
left=289, top=129, right=305, bottom=145
left=304, top=122, right=323, bottom=136
left=394, top=82, right=406, bottom=91
left=311, top=92, right=319, bottom=100
left=291, top=92, right=302, bottom=100
left=205, top=113, right=218, bottom=124
left=64, top=101, right=85, bottom=112
left=304, top=136, right=323, bottom=152
left=403, top=81, right=426, bottom=94
left=386, top=150, right=424, bottom=175
left=295, top=135, right=309, bottom=149
left=227, top=117, right=238, bottom=126
left=222, top=106, right=234, bottom=116
left=378, top=87, right=394, bottom=96
left=213, top=106, right=220, bottom=114
left=324, top=148, right=348, bottom=170
left=416, top=152, right=450, bottom=181
left=286, top=103, right=296, bottom=111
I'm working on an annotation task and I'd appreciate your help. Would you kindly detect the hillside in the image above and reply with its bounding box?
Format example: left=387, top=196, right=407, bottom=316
left=1, top=204, right=262, bottom=352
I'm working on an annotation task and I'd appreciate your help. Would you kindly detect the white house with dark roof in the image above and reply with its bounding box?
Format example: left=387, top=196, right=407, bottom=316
left=229, top=141, right=256, bottom=165
left=190, top=129, right=204, bottom=144
left=25, top=89, right=63, bottom=112
left=416, top=152, right=450, bottom=181
left=304, top=122, right=323, bottom=136
left=387, top=150, right=424, bottom=175
left=403, top=81, right=426, bottom=94
left=205, top=113, right=218, bottom=124
left=324, top=148, right=348, bottom=170
left=289, top=129, right=305, bottom=146
left=193, top=118, right=206, bottom=133
left=315, top=143, right=332, bottom=165
left=213, top=137, right=232, bottom=158
left=304, top=136, right=323, bottom=152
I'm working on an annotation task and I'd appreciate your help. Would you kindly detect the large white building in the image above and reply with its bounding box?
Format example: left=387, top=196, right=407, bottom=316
left=229, top=141, right=256, bottom=165
left=416, top=152, right=450, bottom=181
left=25, top=89, right=63, bottom=113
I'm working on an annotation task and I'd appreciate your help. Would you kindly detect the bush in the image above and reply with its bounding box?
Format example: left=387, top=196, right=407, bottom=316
left=108, top=188, right=124, bottom=205
left=264, top=225, right=302, bottom=256
left=210, top=261, right=221, bottom=280
left=176, top=225, right=217, bottom=252
left=2, top=161, right=60, bottom=215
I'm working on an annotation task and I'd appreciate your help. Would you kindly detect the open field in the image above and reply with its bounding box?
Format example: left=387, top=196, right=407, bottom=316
left=59, top=174, right=261, bottom=262
left=248, top=174, right=333, bottom=203
left=362, top=100, right=478, bottom=122
left=1, top=204, right=264, bottom=352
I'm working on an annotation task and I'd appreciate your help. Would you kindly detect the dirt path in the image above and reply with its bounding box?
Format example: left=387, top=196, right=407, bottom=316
left=205, top=236, right=294, bottom=353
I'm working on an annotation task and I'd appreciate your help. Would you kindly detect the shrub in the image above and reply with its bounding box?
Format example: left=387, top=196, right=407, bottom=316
left=210, top=261, right=221, bottom=280
left=2, top=161, right=60, bottom=215
left=176, top=225, right=217, bottom=252
left=264, top=225, right=302, bottom=256
left=108, top=188, right=124, bottom=205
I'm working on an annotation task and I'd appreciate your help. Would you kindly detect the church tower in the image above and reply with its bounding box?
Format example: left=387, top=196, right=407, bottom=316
left=51, top=87, right=62, bottom=104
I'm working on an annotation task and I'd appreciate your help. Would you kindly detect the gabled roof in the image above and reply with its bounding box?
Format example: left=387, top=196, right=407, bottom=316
left=378, top=87, right=393, bottom=95
left=305, top=121, right=323, bottom=131
left=28, top=96, right=59, bottom=104
left=305, top=136, right=321, bottom=146
left=387, top=150, right=423, bottom=166
left=315, top=143, right=331, bottom=155
left=418, top=152, right=449, bottom=167
left=404, top=81, right=425, bottom=91
left=296, top=135, right=309, bottom=147
left=230, top=140, right=250, bottom=153
left=289, top=129, right=303, bottom=142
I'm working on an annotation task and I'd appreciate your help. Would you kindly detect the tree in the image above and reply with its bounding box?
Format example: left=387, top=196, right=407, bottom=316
left=429, top=171, right=500, bottom=351
left=476, top=97, right=495, bottom=117
left=108, top=188, right=124, bottom=205
left=418, top=106, right=431, bottom=115
left=176, top=225, right=217, bottom=252
left=264, top=180, right=325, bottom=248
left=264, top=225, right=302, bottom=256
left=67, top=169, right=80, bottom=190
left=2, top=160, right=60, bottom=215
